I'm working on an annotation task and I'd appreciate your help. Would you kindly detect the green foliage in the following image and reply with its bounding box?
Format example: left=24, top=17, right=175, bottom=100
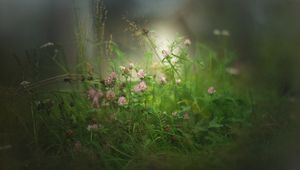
left=27, top=37, right=254, bottom=169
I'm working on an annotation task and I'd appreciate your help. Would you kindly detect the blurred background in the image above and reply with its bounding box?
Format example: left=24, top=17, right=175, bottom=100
left=1, top=0, right=300, bottom=169
left=1, top=0, right=300, bottom=90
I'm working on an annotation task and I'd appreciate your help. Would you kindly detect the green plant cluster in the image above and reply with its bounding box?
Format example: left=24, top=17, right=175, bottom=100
left=29, top=37, right=253, bottom=169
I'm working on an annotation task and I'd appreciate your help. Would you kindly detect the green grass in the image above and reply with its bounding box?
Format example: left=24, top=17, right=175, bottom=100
left=2, top=3, right=293, bottom=168
left=19, top=36, right=259, bottom=170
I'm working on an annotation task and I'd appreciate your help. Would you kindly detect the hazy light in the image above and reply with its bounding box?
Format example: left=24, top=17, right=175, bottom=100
left=151, top=23, right=179, bottom=60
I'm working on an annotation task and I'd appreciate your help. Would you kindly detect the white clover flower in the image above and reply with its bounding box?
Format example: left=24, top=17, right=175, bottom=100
left=120, top=66, right=126, bottom=70
left=87, top=123, right=102, bottom=131
left=213, top=29, right=221, bottom=36
left=184, top=38, right=191, bottom=46
left=120, top=66, right=129, bottom=75
left=128, top=63, right=134, bottom=70
left=176, top=79, right=181, bottom=84
left=221, top=30, right=230, bottom=36
left=20, top=81, right=31, bottom=87
left=226, top=67, right=239, bottom=75
left=172, top=112, right=178, bottom=116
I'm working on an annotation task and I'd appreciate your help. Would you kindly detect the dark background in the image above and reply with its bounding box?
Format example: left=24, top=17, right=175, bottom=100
left=0, top=0, right=300, bottom=169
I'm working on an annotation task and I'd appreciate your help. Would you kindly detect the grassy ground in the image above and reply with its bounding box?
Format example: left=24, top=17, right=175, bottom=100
left=0, top=34, right=295, bottom=170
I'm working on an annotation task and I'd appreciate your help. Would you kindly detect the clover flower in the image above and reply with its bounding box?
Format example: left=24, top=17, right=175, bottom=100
left=104, top=72, right=117, bottom=87
left=120, top=66, right=130, bottom=75
left=87, top=88, right=97, bottom=99
left=87, top=123, right=102, bottom=131
left=213, top=29, right=221, bottom=36
left=104, top=77, right=114, bottom=86
left=106, top=90, right=115, bottom=101
left=118, top=96, right=128, bottom=106
left=226, top=67, right=239, bottom=75
left=128, top=63, right=134, bottom=70
left=133, top=81, right=147, bottom=93
left=87, top=88, right=103, bottom=108
left=207, top=86, right=216, bottom=95
left=137, top=69, right=145, bottom=79
left=221, top=30, right=230, bottom=36
left=176, top=79, right=181, bottom=84
left=184, top=38, right=191, bottom=46
left=110, top=72, right=117, bottom=80
left=20, top=81, right=31, bottom=87
left=172, top=112, right=178, bottom=116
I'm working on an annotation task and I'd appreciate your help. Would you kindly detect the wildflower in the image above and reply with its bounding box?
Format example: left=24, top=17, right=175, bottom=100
left=183, top=112, right=190, bottom=120
left=176, top=79, right=181, bottom=85
left=184, top=38, right=191, bottom=46
left=128, top=63, right=134, bottom=70
left=207, top=86, right=216, bottom=95
left=120, top=66, right=130, bottom=75
left=226, top=67, right=239, bottom=75
left=120, top=66, right=126, bottom=71
left=87, top=88, right=103, bottom=108
left=133, top=81, right=147, bottom=93
left=221, top=30, right=230, bottom=36
left=106, top=90, right=115, bottom=101
left=118, top=96, right=128, bottom=106
left=87, top=88, right=97, bottom=100
left=213, top=29, right=221, bottom=36
left=104, top=77, right=114, bottom=86
left=137, top=69, right=146, bottom=79
left=20, top=81, right=30, bottom=87
left=104, top=72, right=117, bottom=87
left=159, top=75, right=167, bottom=85
left=172, top=112, right=178, bottom=116
left=110, top=72, right=117, bottom=80
left=87, top=123, right=102, bottom=131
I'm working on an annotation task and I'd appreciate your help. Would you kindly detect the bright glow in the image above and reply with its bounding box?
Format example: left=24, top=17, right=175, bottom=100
left=151, top=23, right=179, bottom=60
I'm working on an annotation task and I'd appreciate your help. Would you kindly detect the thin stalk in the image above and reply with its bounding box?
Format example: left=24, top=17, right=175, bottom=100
left=30, top=102, right=38, bottom=146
